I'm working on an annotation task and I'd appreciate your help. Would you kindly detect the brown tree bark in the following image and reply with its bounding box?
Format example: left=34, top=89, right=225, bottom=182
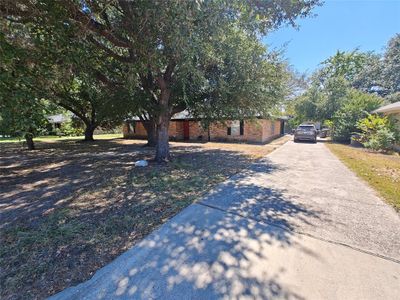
left=84, top=124, right=96, bottom=141
left=155, top=80, right=171, bottom=162
left=25, top=133, right=35, bottom=150
left=141, top=118, right=157, bottom=147
left=155, top=112, right=170, bottom=162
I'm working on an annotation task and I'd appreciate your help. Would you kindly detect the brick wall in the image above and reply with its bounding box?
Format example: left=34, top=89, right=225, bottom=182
left=123, top=121, right=180, bottom=139
left=175, top=121, right=184, bottom=140
left=168, top=122, right=178, bottom=140
left=123, top=119, right=282, bottom=143
left=188, top=121, right=208, bottom=141
left=261, top=119, right=282, bottom=143
left=209, top=119, right=281, bottom=143
left=122, top=121, right=147, bottom=139
left=167, top=121, right=208, bottom=141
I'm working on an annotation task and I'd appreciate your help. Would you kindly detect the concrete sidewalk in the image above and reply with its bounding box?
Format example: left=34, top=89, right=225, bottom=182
left=51, top=141, right=400, bottom=299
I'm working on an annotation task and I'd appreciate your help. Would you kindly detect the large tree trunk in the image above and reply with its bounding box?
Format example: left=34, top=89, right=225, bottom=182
left=84, top=124, right=96, bottom=141
left=155, top=86, right=171, bottom=162
left=25, top=133, right=35, bottom=150
left=154, top=63, right=175, bottom=162
left=142, top=118, right=157, bottom=147
left=155, top=111, right=170, bottom=162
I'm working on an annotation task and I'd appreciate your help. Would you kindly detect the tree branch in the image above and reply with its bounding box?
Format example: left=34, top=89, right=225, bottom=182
left=63, top=1, right=131, bottom=48
left=87, top=35, right=131, bottom=63
left=56, top=101, right=89, bottom=125
left=164, top=61, right=176, bottom=82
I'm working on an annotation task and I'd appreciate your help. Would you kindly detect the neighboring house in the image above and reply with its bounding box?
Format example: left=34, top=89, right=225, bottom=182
left=123, top=110, right=286, bottom=143
left=373, top=101, right=400, bottom=151
left=47, top=114, right=71, bottom=130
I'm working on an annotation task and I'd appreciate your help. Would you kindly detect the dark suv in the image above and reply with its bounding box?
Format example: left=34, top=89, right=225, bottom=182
left=294, top=124, right=317, bottom=143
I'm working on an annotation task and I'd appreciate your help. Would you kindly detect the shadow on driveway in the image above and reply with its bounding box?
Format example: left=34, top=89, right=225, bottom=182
left=52, top=157, right=324, bottom=300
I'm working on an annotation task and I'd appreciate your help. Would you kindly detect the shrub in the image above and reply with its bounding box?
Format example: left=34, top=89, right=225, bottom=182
left=363, top=128, right=395, bottom=151
left=357, top=114, right=397, bottom=151
left=331, top=109, right=359, bottom=142
left=60, top=120, right=84, bottom=136
left=324, top=119, right=333, bottom=129
left=331, top=90, right=383, bottom=143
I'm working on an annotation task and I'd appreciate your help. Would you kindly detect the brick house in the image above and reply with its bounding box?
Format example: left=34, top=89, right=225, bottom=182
left=123, top=111, right=285, bottom=143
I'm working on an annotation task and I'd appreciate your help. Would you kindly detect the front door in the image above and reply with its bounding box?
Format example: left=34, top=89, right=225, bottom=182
left=183, top=121, right=190, bottom=140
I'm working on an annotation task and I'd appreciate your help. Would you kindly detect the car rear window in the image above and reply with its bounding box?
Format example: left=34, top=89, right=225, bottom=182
left=298, top=125, right=315, bottom=130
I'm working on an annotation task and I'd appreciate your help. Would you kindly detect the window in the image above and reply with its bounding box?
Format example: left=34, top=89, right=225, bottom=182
left=227, top=120, right=244, bottom=136
left=298, top=125, right=315, bottom=131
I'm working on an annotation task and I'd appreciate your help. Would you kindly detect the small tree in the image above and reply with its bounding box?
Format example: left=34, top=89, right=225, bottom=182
left=0, top=98, right=49, bottom=150
left=50, top=75, right=130, bottom=141
left=0, top=31, right=50, bottom=149
left=37, top=21, right=133, bottom=142
left=2, top=15, right=132, bottom=142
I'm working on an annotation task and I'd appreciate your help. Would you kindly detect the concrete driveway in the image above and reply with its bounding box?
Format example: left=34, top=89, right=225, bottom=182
left=51, top=140, right=400, bottom=300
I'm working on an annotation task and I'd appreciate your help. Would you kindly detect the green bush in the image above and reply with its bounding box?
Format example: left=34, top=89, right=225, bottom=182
left=60, top=120, right=84, bottom=136
left=363, top=128, right=395, bottom=151
left=357, top=114, right=397, bottom=151
left=331, top=110, right=358, bottom=142
left=324, top=119, right=333, bottom=129
left=331, top=90, right=383, bottom=143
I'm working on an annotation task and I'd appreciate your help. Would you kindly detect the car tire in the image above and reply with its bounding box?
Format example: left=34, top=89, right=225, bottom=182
left=294, top=138, right=298, bottom=143
left=313, top=139, right=317, bottom=143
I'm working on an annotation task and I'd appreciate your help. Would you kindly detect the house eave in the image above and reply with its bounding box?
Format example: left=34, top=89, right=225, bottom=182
left=372, top=101, right=400, bottom=114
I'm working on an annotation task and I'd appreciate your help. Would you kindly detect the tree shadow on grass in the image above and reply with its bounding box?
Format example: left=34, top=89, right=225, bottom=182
left=0, top=140, right=153, bottom=228
left=0, top=140, right=259, bottom=229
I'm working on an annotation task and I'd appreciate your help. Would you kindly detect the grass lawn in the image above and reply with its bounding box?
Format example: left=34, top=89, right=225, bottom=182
left=326, top=143, right=400, bottom=211
left=0, top=133, right=122, bottom=143
left=0, top=135, right=289, bottom=299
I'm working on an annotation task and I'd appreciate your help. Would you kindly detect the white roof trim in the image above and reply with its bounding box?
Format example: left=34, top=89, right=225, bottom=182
left=372, top=101, right=400, bottom=114
left=47, top=114, right=71, bottom=123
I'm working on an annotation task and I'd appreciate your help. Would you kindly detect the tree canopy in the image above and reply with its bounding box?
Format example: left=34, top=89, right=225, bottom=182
left=1, top=0, right=320, bottom=159
left=382, top=34, right=400, bottom=97
left=0, top=27, right=50, bottom=149
left=288, top=35, right=400, bottom=142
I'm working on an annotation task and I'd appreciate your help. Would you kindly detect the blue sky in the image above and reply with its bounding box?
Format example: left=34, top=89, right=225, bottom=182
left=265, top=0, right=400, bottom=74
